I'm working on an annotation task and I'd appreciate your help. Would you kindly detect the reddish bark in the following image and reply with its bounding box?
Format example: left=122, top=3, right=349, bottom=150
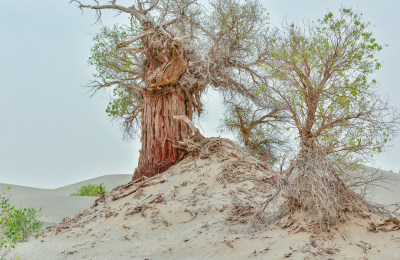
left=133, top=86, right=193, bottom=179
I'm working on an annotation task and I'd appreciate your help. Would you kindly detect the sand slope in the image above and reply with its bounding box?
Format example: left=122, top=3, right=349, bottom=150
left=0, top=174, right=131, bottom=227
left=362, top=167, right=400, bottom=208
left=4, top=139, right=400, bottom=259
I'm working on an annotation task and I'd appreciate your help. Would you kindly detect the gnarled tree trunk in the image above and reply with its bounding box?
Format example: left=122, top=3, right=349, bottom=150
left=131, top=31, right=195, bottom=180
left=133, top=87, right=193, bottom=179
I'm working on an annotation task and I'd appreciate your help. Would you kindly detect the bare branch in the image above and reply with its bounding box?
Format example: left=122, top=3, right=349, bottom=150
left=173, top=35, right=191, bottom=43
left=117, top=31, right=154, bottom=48
left=70, top=0, right=150, bottom=24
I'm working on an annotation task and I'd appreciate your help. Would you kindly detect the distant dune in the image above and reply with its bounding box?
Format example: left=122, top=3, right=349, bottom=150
left=358, top=167, right=400, bottom=209
left=0, top=174, right=131, bottom=227
left=53, top=174, right=132, bottom=195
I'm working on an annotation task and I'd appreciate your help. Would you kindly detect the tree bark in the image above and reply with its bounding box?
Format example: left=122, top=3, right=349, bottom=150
left=133, top=86, right=193, bottom=179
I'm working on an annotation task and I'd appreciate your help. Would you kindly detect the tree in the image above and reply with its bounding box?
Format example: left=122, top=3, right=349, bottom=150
left=71, top=0, right=270, bottom=179
left=259, top=8, right=399, bottom=165
left=220, top=98, right=286, bottom=165
left=255, top=8, right=400, bottom=226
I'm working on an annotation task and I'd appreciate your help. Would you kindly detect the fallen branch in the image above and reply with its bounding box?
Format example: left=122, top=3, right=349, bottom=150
left=111, top=175, right=164, bottom=201
left=173, top=138, right=202, bottom=153
left=393, top=204, right=400, bottom=214
left=98, top=184, right=106, bottom=198
left=118, top=176, right=146, bottom=191
left=92, top=184, right=107, bottom=207
left=183, top=138, right=201, bottom=147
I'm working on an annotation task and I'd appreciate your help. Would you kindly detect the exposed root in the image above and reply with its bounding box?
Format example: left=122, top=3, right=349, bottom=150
left=111, top=175, right=165, bottom=201
left=257, top=147, right=367, bottom=230
left=133, top=160, right=173, bottom=180
left=368, top=217, right=400, bottom=232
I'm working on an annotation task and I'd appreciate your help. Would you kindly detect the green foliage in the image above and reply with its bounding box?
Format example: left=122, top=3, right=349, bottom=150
left=89, top=25, right=143, bottom=138
left=70, top=184, right=109, bottom=197
left=106, top=85, right=139, bottom=119
left=209, top=0, right=268, bottom=54
left=259, top=8, right=399, bottom=163
left=1, top=187, right=43, bottom=256
left=89, top=25, right=140, bottom=84
left=220, top=101, right=286, bottom=165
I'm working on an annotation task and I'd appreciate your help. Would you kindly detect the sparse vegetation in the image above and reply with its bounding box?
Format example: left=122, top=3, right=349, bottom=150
left=70, top=184, right=109, bottom=197
left=0, top=187, right=43, bottom=258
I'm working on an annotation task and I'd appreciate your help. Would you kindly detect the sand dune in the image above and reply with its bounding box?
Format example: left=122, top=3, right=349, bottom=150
left=2, top=170, right=398, bottom=228
left=2, top=140, right=400, bottom=259
left=362, top=167, right=400, bottom=208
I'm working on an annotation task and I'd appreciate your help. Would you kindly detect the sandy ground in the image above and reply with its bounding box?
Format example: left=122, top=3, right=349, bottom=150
left=2, top=139, right=400, bottom=259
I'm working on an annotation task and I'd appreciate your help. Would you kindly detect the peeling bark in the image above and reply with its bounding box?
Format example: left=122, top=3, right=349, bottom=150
left=134, top=86, right=193, bottom=179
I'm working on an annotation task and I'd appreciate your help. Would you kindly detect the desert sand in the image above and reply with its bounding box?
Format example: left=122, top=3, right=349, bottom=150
left=2, top=139, right=400, bottom=259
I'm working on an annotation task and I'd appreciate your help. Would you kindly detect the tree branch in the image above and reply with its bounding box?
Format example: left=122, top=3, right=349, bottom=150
left=117, top=31, right=154, bottom=49
left=71, top=0, right=150, bottom=24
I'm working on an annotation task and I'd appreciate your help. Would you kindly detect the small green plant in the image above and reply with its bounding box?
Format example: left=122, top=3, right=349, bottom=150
left=1, top=187, right=43, bottom=258
left=70, top=184, right=109, bottom=197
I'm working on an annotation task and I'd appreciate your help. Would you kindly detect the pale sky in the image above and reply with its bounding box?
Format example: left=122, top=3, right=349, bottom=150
left=1, top=0, right=399, bottom=188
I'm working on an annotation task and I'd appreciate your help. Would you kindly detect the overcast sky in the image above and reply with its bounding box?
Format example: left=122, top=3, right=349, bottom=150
left=1, top=0, right=399, bottom=188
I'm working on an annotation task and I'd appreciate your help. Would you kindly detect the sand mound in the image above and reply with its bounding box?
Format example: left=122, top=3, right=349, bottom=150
left=11, top=138, right=400, bottom=259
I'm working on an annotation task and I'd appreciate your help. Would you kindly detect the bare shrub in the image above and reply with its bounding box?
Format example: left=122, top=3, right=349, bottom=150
left=257, top=146, right=365, bottom=229
left=283, top=147, right=363, bottom=228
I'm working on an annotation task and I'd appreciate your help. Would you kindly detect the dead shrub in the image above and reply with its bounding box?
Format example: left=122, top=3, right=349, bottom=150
left=256, top=146, right=366, bottom=230
left=282, top=147, right=364, bottom=228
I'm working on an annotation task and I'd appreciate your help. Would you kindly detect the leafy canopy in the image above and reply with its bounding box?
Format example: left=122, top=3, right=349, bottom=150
left=258, top=8, right=399, bottom=163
